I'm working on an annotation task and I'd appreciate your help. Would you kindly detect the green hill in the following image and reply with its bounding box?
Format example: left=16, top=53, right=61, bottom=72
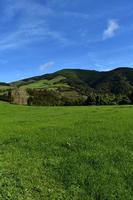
left=1, top=67, right=133, bottom=105
left=12, top=67, right=133, bottom=94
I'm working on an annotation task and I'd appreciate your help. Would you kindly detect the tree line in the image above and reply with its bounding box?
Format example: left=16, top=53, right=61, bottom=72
left=26, top=88, right=133, bottom=106
left=1, top=87, right=133, bottom=106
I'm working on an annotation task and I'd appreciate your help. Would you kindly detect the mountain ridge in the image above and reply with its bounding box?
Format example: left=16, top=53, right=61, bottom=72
left=10, top=67, right=133, bottom=84
left=10, top=67, right=133, bottom=95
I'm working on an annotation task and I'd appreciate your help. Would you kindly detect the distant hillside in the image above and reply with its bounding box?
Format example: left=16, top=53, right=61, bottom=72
left=12, top=67, right=133, bottom=95
left=1, top=67, right=133, bottom=106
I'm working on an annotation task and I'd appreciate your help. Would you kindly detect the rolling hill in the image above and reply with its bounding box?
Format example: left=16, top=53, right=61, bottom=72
left=12, top=67, right=133, bottom=94
left=1, top=67, right=133, bottom=105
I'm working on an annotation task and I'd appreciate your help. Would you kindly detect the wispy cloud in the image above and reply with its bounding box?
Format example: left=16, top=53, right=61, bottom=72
left=103, top=19, right=120, bottom=40
left=40, top=61, right=55, bottom=71
left=0, top=0, right=72, bottom=51
left=0, top=24, right=71, bottom=50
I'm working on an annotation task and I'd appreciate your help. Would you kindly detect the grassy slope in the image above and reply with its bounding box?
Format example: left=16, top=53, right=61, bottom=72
left=20, top=76, right=70, bottom=90
left=0, top=103, right=133, bottom=200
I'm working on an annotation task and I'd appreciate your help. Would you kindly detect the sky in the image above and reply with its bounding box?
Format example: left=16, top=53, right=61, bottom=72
left=0, top=0, right=133, bottom=82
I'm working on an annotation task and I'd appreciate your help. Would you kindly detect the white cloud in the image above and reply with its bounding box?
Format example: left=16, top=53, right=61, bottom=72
left=40, top=61, right=55, bottom=71
left=103, top=19, right=120, bottom=40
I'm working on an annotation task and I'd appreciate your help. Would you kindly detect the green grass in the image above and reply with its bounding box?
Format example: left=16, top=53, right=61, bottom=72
left=21, top=76, right=70, bottom=90
left=0, top=102, right=133, bottom=200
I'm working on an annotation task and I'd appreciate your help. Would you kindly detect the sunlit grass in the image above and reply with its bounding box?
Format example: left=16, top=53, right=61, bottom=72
left=0, top=103, right=133, bottom=199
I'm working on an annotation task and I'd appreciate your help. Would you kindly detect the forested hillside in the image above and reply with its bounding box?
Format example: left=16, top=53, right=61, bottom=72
left=1, top=67, right=133, bottom=105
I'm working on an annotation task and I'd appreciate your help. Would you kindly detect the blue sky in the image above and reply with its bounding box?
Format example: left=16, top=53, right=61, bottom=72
left=0, top=0, right=133, bottom=82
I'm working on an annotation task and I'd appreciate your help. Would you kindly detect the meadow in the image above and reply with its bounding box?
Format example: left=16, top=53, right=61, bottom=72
left=0, top=102, right=133, bottom=200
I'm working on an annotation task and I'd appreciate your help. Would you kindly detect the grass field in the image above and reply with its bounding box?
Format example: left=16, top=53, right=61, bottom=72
left=0, top=102, right=133, bottom=200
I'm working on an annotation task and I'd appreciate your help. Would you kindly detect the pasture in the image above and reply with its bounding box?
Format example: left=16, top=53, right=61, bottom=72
left=0, top=102, right=133, bottom=199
